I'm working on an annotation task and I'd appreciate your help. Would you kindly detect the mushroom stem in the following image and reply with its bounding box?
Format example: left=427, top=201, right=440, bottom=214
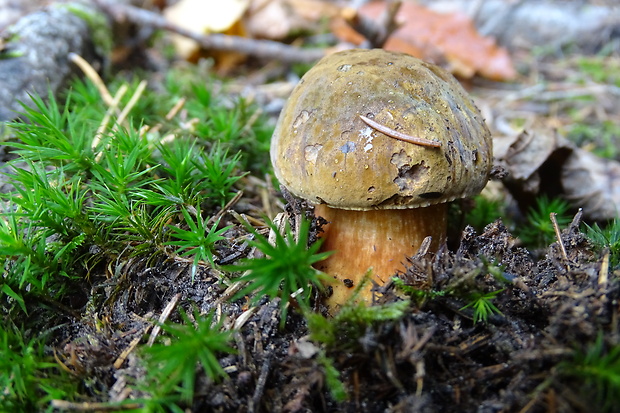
left=313, top=203, right=447, bottom=308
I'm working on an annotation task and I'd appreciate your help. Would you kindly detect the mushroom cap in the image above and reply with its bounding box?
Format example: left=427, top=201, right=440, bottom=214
left=270, top=49, right=493, bottom=210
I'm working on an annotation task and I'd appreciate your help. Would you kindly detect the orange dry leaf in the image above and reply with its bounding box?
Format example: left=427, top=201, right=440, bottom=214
left=332, top=1, right=516, bottom=81
left=245, top=0, right=341, bottom=40
left=163, top=0, right=250, bottom=71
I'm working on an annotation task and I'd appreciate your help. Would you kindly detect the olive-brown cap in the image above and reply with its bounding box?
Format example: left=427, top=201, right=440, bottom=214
left=270, top=49, right=493, bottom=210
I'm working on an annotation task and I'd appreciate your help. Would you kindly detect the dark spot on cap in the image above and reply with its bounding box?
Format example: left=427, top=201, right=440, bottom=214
left=419, top=192, right=444, bottom=199
left=337, top=64, right=352, bottom=72
left=393, top=161, right=428, bottom=191
left=343, top=279, right=354, bottom=288
left=340, top=141, right=356, bottom=154
left=376, top=194, right=415, bottom=207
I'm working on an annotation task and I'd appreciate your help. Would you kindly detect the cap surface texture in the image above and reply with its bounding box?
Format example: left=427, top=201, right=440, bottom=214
left=270, top=49, right=493, bottom=210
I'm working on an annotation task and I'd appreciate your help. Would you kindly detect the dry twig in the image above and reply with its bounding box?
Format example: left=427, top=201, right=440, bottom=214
left=550, top=212, right=569, bottom=266
left=147, top=293, right=181, bottom=346
left=95, top=0, right=327, bottom=64
left=342, top=0, right=403, bottom=48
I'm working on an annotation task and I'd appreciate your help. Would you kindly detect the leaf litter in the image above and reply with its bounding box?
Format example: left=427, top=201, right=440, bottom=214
left=2, top=1, right=620, bottom=411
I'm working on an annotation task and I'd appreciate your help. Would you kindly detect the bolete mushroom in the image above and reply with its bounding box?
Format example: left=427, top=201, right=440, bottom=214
left=270, top=49, right=493, bottom=308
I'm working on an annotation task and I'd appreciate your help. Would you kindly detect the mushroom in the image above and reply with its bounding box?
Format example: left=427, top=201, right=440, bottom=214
left=270, top=49, right=493, bottom=308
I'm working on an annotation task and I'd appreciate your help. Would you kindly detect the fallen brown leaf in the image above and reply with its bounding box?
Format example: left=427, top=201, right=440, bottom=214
left=495, top=130, right=620, bottom=221
left=163, top=0, right=250, bottom=60
left=245, top=0, right=341, bottom=40
left=332, top=1, right=516, bottom=81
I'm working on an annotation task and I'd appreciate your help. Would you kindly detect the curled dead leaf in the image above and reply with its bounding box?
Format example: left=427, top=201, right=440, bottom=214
left=495, top=130, right=620, bottom=221
left=562, top=149, right=620, bottom=222
left=331, top=1, right=516, bottom=81
left=426, top=0, right=620, bottom=54
left=164, top=0, right=250, bottom=59
left=245, top=0, right=341, bottom=40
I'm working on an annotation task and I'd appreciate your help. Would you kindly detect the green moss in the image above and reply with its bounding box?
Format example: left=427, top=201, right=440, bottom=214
left=64, top=2, right=113, bottom=58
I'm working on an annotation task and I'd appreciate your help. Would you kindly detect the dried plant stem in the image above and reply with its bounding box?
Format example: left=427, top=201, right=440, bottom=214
left=114, top=80, right=147, bottom=132
left=207, top=190, right=244, bottom=226
left=343, top=0, right=402, bottom=48
left=147, top=293, right=181, bottom=346
left=599, top=251, right=609, bottom=287
left=51, top=400, right=142, bottom=411
left=359, top=115, right=441, bottom=148
left=69, top=52, right=114, bottom=105
left=69, top=52, right=127, bottom=153
left=93, top=85, right=127, bottom=151
left=114, top=326, right=151, bottom=369
left=141, top=97, right=187, bottom=137
left=550, top=212, right=569, bottom=268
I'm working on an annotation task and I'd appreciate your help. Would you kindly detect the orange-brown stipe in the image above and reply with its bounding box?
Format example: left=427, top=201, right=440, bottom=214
left=313, top=203, right=448, bottom=308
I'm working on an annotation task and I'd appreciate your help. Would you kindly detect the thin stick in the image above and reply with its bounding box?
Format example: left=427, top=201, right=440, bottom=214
left=113, top=80, right=148, bottom=132
left=147, top=293, right=180, bottom=346
left=598, top=250, right=609, bottom=287
left=51, top=400, right=142, bottom=411
left=359, top=115, right=441, bottom=148
left=93, top=84, right=128, bottom=152
left=550, top=212, right=569, bottom=267
left=207, top=190, right=244, bottom=226
left=344, top=1, right=402, bottom=48
left=114, top=326, right=151, bottom=369
left=69, top=52, right=114, bottom=106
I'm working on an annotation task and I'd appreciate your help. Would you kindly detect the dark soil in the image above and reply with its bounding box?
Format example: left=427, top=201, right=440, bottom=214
left=51, top=202, right=618, bottom=413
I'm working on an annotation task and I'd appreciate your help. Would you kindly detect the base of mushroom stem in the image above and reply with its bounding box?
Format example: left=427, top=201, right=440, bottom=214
left=312, top=203, right=448, bottom=309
